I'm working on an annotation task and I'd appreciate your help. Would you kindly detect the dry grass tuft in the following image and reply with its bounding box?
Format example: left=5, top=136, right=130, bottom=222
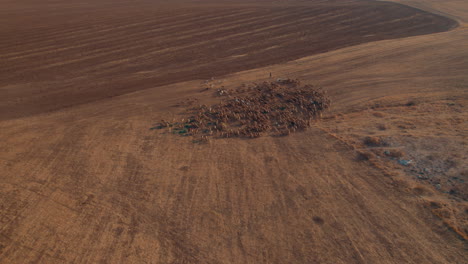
left=425, top=200, right=468, bottom=240
left=363, top=136, right=387, bottom=147
left=312, top=216, right=325, bottom=225
left=373, top=112, right=385, bottom=118
left=412, top=185, right=429, bottom=196
left=384, top=149, right=404, bottom=158
left=357, top=150, right=375, bottom=161
left=376, top=123, right=387, bottom=130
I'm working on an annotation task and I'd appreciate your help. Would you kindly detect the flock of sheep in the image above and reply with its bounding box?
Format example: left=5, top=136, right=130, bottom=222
left=157, top=79, right=330, bottom=142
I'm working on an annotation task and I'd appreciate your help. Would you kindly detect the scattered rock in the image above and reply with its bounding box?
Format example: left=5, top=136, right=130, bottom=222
left=398, top=159, right=412, bottom=166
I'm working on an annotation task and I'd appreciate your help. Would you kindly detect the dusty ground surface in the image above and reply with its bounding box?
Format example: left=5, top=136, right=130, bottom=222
left=0, top=0, right=467, bottom=263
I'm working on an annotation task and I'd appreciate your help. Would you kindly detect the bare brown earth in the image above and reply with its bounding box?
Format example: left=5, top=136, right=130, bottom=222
left=1, top=0, right=467, bottom=263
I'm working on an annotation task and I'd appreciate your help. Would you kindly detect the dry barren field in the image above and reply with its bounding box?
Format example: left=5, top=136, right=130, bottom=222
left=1, top=0, right=467, bottom=263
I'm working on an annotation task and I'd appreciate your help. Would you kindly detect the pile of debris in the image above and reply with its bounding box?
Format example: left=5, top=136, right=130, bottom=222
left=154, top=79, right=330, bottom=141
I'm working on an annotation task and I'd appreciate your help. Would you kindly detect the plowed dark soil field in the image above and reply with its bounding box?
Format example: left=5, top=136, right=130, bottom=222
left=0, top=0, right=455, bottom=120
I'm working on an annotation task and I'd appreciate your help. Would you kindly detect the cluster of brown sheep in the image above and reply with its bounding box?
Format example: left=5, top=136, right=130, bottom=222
left=156, top=79, right=330, bottom=141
